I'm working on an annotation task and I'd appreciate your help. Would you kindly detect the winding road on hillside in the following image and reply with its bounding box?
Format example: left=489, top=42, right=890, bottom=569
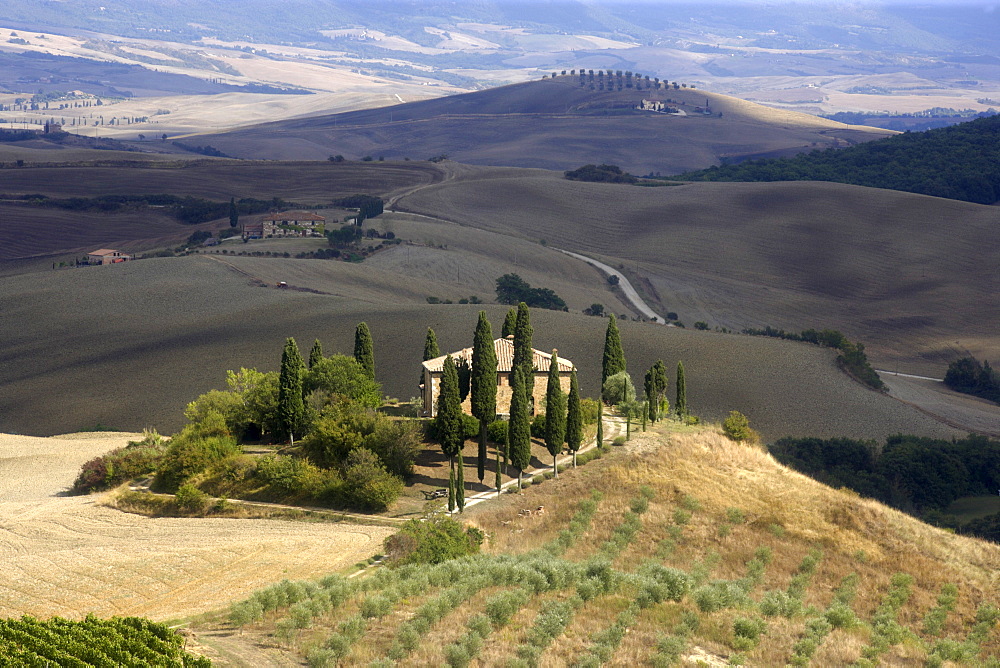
left=388, top=165, right=666, bottom=324
left=553, top=248, right=665, bottom=324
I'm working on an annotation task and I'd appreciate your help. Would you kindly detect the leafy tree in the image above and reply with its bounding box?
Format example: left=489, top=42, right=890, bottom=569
left=501, top=307, right=517, bottom=338
left=423, top=327, right=440, bottom=360
left=564, top=164, right=638, bottom=184
left=278, top=337, right=306, bottom=444
left=495, top=273, right=567, bottom=311
left=945, top=356, right=1000, bottom=403
left=228, top=196, right=239, bottom=227
left=308, top=339, right=323, bottom=370
left=602, top=371, right=635, bottom=405
left=544, top=349, right=567, bottom=477
left=305, top=355, right=382, bottom=408
left=343, top=447, right=403, bottom=511
left=436, top=355, right=464, bottom=510
left=602, top=315, right=626, bottom=384
left=471, top=311, right=497, bottom=482
left=722, top=410, right=753, bottom=442
left=676, top=361, right=688, bottom=418
left=565, top=369, right=582, bottom=466
left=354, top=322, right=375, bottom=380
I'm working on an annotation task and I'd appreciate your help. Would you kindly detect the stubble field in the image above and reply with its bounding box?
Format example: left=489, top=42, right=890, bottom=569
left=0, top=432, right=393, bottom=621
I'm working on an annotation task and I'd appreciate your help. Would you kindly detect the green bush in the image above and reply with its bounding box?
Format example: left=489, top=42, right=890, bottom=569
left=343, top=448, right=403, bottom=511
left=485, top=589, right=523, bottom=627
left=602, top=372, right=635, bottom=404
left=579, top=398, right=601, bottom=425
left=174, top=483, right=210, bottom=513
left=426, top=412, right=480, bottom=442
left=612, top=435, right=626, bottom=446
left=722, top=410, right=754, bottom=442
left=530, top=413, right=546, bottom=438
left=154, top=425, right=241, bottom=492
left=72, top=430, right=166, bottom=494
left=302, top=401, right=421, bottom=477
left=487, top=419, right=509, bottom=445
left=384, top=516, right=483, bottom=565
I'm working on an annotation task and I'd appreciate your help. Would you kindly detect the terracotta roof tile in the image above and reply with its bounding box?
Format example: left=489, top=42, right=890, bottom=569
left=422, top=338, right=574, bottom=374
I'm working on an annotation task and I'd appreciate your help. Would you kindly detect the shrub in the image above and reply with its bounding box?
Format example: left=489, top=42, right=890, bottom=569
left=485, top=590, right=523, bottom=627
left=487, top=419, right=509, bottom=445
left=530, top=413, right=546, bottom=438
left=174, top=483, right=209, bottom=513
left=722, top=410, right=754, bottom=442
left=384, top=516, right=483, bottom=565
left=255, top=455, right=332, bottom=497
left=426, top=413, right=480, bottom=442
left=72, top=430, right=166, bottom=494
left=612, top=435, right=626, bottom=446
left=579, top=398, right=600, bottom=424
left=154, top=428, right=240, bottom=492
left=343, top=448, right=403, bottom=511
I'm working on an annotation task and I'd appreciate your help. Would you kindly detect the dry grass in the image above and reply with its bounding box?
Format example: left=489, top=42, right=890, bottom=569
left=194, top=423, right=999, bottom=665
left=398, top=168, right=1000, bottom=376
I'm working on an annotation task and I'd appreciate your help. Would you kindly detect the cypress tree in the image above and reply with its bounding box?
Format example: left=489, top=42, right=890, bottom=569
left=457, top=451, right=465, bottom=512
left=436, top=355, right=464, bottom=511
left=278, top=337, right=305, bottom=445
left=354, top=322, right=375, bottom=380
left=544, top=349, right=567, bottom=477
left=501, top=307, right=517, bottom=338
left=511, top=302, right=533, bottom=381
left=423, top=327, right=440, bottom=360
left=508, top=363, right=532, bottom=489
left=676, top=360, right=687, bottom=418
left=644, top=366, right=657, bottom=422
left=471, top=311, right=497, bottom=483
left=228, top=197, right=238, bottom=228
left=308, top=339, right=323, bottom=370
left=602, top=315, right=626, bottom=384
left=653, top=360, right=669, bottom=417
left=596, top=399, right=604, bottom=448
left=420, top=327, right=440, bottom=387
left=565, top=369, right=582, bottom=467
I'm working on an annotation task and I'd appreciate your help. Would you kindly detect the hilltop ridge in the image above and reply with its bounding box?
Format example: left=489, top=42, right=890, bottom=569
left=188, top=76, right=892, bottom=172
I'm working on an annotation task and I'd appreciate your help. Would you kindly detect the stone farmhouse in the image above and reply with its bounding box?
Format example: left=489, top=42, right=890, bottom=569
left=87, top=248, right=132, bottom=265
left=244, top=211, right=327, bottom=240
left=421, top=336, right=574, bottom=418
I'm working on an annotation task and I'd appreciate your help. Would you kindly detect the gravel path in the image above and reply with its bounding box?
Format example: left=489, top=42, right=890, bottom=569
left=553, top=248, right=666, bottom=324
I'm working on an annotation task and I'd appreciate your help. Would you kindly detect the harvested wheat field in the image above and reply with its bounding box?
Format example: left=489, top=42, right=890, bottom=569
left=0, top=255, right=959, bottom=441
left=0, top=432, right=393, bottom=621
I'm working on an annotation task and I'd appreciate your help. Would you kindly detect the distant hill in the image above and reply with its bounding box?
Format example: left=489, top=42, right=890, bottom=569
left=395, top=166, right=1000, bottom=374
left=188, top=77, right=891, bottom=173
left=674, top=115, right=1000, bottom=204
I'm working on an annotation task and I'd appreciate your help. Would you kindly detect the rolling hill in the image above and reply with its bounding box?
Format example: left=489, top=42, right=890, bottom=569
left=187, top=77, right=892, bottom=172
left=394, top=166, right=1000, bottom=377
left=0, top=254, right=958, bottom=441
left=675, top=114, right=1000, bottom=205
